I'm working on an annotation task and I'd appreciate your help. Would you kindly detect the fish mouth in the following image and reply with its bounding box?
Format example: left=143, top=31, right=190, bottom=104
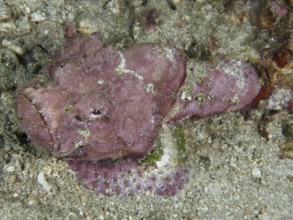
left=15, top=92, right=55, bottom=152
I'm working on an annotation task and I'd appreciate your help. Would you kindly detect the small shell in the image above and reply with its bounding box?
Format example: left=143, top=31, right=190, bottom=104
left=2, top=39, right=24, bottom=55
left=0, top=1, right=12, bottom=21
left=0, top=22, right=16, bottom=33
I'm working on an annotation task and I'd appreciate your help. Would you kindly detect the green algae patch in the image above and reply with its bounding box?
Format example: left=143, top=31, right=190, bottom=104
left=64, top=105, right=73, bottom=113
left=138, top=139, right=164, bottom=166
left=39, top=74, right=51, bottom=84
left=172, top=127, right=188, bottom=164
left=138, top=126, right=189, bottom=167
left=77, top=128, right=90, bottom=139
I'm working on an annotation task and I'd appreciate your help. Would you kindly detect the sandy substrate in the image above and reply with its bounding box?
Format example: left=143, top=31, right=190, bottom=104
left=0, top=1, right=292, bottom=219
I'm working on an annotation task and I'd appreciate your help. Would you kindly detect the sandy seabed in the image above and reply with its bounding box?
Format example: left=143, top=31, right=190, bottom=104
left=0, top=1, right=292, bottom=219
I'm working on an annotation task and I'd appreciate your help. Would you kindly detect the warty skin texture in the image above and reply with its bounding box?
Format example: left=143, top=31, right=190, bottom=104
left=16, top=33, right=186, bottom=161
left=15, top=33, right=261, bottom=196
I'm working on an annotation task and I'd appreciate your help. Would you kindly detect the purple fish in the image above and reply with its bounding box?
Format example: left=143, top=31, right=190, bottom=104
left=15, top=33, right=260, bottom=196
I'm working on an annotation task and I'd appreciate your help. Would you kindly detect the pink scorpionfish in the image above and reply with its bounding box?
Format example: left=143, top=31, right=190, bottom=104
left=15, top=33, right=260, bottom=196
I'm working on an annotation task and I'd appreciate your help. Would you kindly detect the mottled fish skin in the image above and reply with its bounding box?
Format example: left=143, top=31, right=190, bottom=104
left=15, top=33, right=261, bottom=196
left=168, top=59, right=261, bottom=121
left=16, top=34, right=186, bottom=161
left=68, top=159, right=190, bottom=196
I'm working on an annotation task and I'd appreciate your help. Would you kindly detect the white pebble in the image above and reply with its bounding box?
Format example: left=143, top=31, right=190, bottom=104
left=5, top=165, right=15, bottom=172
left=30, top=12, right=46, bottom=22
left=37, top=171, right=52, bottom=193
left=252, top=167, right=262, bottom=178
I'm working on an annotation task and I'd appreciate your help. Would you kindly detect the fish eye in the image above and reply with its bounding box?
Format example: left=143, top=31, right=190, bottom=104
left=89, top=108, right=105, bottom=120
left=58, top=63, right=65, bottom=69
left=92, top=109, right=102, bottom=115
